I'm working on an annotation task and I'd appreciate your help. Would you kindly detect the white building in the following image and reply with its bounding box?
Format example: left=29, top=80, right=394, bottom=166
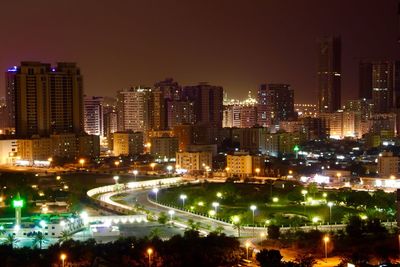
left=176, top=151, right=212, bottom=172
left=84, top=96, right=104, bottom=136
left=0, top=139, right=17, bottom=165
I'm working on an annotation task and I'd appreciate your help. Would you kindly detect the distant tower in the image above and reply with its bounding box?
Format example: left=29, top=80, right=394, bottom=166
left=317, top=36, right=341, bottom=113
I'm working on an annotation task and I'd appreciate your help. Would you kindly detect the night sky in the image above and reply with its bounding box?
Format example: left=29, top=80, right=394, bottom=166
left=1, top=0, right=399, bottom=103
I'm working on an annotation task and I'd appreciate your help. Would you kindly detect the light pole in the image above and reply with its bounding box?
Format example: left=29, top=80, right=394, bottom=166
left=301, top=189, right=308, bottom=213
left=60, top=253, right=67, bottom=267
left=312, top=216, right=319, bottom=230
left=114, top=160, right=120, bottom=168
left=250, top=205, right=257, bottom=236
left=212, top=202, right=219, bottom=213
left=225, top=167, right=230, bottom=177
left=245, top=241, right=250, bottom=260
left=323, top=235, right=330, bottom=261
left=133, top=170, right=138, bottom=182
left=147, top=248, right=153, bottom=267
left=168, top=210, right=175, bottom=222
left=167, top=165, right=173, bottom=176
left=255, top=168, right=260, bottom=177
left=180, top=194, right=187, bottom=207
left=152, top=188, right=159, bottom=202
left=79, top=158, right=85, bottom=169
left=113, top=175, right=119, bottom=185
left=150, top=163, right=156, bottom=172
left=327, top=202, right=333, bottom=230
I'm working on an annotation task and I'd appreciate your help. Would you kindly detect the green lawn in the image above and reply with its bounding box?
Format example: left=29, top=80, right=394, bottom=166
left=155, top=182, right=365, bottom=227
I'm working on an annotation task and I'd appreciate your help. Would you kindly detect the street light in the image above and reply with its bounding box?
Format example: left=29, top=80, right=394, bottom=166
left=250, top=205, right=257, bottom=236
left=301, top=189, right=308, bottom=213
left=114, top=161, right=120, bottom=168
left=327, top=202, right=334, bottom=230
left=168, top=210, right=175, bottom=221
left=212, top=202, right=219, bottom=213
left=180, top=194, right=187, bottom=207
left=323, top=235, right=330, bottom=261
left=312, top=216, right=320, bottom=230
left=272, top=197, right=279, bottom=203
left=79, top=158, right=85, bottom=168
left=60, top=253, right=67, bottom=267
left=152, top=188, right=159, bottom=202
left=113, top=175, right=119, bottom=184
left=245, top=241, right=251, bottom=259
left=133, top=170, right=138, bottom=181
left=167, top=165, right=173, bottom=176
left=216, top=192, right=223, bottom=198
left=255, top=168, right=260, bottom=177
left=147, top=248, right=153, bottom=267
left=150, top=163, right=156, bottom=172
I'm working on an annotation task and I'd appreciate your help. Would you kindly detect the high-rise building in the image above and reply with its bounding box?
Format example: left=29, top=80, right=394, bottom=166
left=317, top=36, right=341, bottom=113
left=167, top=100, right=195, bottom=129
left=264, top=84, right=296, bottom=127
left=84, top=96, right=104, bottom=136
left=5, top=66, right=17, bottom=129
left=359, top=61, right=400, bottom=113
left=9, top=62, right=84, bottom=137
left=116, top=87, right=151, bottom=133
left=257, top=84, right=268, bottom=127
left=182, top=83, right=223, bottom=128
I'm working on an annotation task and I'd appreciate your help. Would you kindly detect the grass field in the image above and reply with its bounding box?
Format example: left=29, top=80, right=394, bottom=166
left=155, top=182, right=363, bottom=226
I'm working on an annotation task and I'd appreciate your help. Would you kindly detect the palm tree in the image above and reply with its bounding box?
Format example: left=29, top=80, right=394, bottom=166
left=213, top=226, right=224, bottom=235
left=232, top=222, right=243, bottom=237
left=58, top=230, right=73, bottom=244
left=32, top=232, right=47, bottom=249
left=4, top=234, right=19, bottom=248
left=149, top=227, right=163, bottom=239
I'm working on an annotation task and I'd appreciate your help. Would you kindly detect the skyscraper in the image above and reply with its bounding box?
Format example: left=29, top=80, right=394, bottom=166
left=317, top=36, right=341, bottom=113
left=84, top=96, right=104, bottom=136
left=359, top=60, right=400, bottom=113
left=263, top=84, right=296, bottom=127
left=116, top=86, right=151, bottom=132
left=182, top=83, right=223, bottom=128
left=9, top=62, right=84, bottom=137
left=257, top=84, right=268, bottom=127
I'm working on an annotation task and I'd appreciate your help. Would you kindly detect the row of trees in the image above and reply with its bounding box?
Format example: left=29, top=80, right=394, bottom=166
left=0, top=230, right=242, bottom=267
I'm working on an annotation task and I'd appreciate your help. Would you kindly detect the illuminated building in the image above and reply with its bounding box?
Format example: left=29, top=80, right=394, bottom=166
left=176, top=151, right=212, bottom=172
left=84, top=96, right=104, bottom=136
left=226, top=152, right=253, bottom=178
left=378, top=151, right=399, bottom=178
left=150, top=136, right=179, bottom=161
left=113, top=131, right=143, bottom=156
left=10, top=62, right=84, bottom=137
left=264, top=84, right=296, bottom=127
left=294, top=104, right=318, bottom=118
left=0, top=139, right=18, bottom=164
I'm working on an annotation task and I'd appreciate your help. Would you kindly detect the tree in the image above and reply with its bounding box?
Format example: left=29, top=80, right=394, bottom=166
left=295, top=254, right=316, bottom=267
left=267, top=225, right=280, bottom=240
left=307, top=183, right=318, bottom=198
left=58, top=230, right=72, bottom=244
left=149, top=227, right=163, bottom=239
left=232, top=222, right=242, bottom=237
left=4, top=234, right=19, bottom=248
left=157, top=212, right=168, bottom=224
left=345, top=215, right=364, bottom=238
left=32, top=231, right=47, bottom=249
left=256, top=249, right=283, bottom=267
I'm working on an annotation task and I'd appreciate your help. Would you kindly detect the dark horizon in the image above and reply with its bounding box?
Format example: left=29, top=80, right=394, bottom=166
left=1, top=0, right=399, bottom=103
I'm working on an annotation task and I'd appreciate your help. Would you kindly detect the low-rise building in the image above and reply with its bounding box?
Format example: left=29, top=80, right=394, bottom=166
left=226, top=152, right=253, bottom=178
left=150, top=136, right=179, bottom=161
left=113, top=131, right=144, bottom=156
left=176, top=151, right=212, bottom=172
left=378, top=151, right=399, bottom=178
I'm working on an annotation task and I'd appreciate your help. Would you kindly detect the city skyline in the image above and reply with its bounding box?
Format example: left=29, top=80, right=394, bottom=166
left=0, top=0, right=399, bottom=103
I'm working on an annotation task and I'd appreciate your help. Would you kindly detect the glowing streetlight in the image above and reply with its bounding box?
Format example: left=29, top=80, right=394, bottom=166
left=152, top=188, right=159, bottom=202
left=113, top=175, right=119, bottom=184
left=79, top=158, right=85, bottom=168
left=225, top=167, right=230, bottom=177
left=208, top=210, right=216, bottom=216
left=60, top=253, right=67, bottom=267
left=133, top=170, right=138, bottom=181
left=323, top=235, right=330, bottom=261
left=301, top=189, right=308, bottom=213
left=272, top=197, right=279, bottom=203
left=114, top=161, right=120, bottom=168
left=312, top=216, right=320, bottom=230
left=167, top=165, right=173, bottom=176
left=250, top=205, right=257, bottom=236
left=180, top=194, right=187, bottom=207
left=56, top=175, right=61, bottom=181
left=255, top=168, right=260, bottom=176
left=245, top=241, right=251, bottom=259
left=197, top=201, right=204, bottom=206
left=216, top=192, right=223, bottom=198
left=150, top=162, right=156, bottom=171
left=168, top=209, right=175, bottom=221
left=327, top=202, right=334, bottom=229
left=147, top=248, right=153, bottom=267
left=322, top=192, right=328, bottom=198
left=212, top=202, right=220, bottom=212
